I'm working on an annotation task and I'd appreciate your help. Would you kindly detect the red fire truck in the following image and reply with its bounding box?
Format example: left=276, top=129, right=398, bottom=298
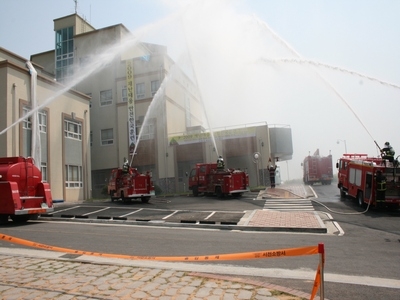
left=336, top=153, right=400, bottom=209
left=108, top=166, right=155, bottom=203
left=302, top=149, right=333, bottom=185
left=0, top=156, right=54, bottom=224
left=188, top=162, right=249, bottom=197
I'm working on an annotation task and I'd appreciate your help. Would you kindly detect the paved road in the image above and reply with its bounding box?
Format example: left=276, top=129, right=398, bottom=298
left=1, top=184, right=399, bottom=299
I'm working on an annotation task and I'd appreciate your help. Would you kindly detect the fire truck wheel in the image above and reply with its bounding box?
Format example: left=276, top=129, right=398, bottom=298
left=120, top=191, right=127, bottom=203
left=215, top=186, right=223, bottom=198
left=0, top=214, right=9, bottom=225
left=10, top=215, right=30, bottom=223
left=141, top=197, right=150, bottom=203
left=30, top=214, right=39, bottom=220
left=192, top=186, right=199, bottom=197
left=340, top=187, right=346, bottom=199
left=357, top=191, right=365, bottom=207
left=110, top=191, right=115, bottom=202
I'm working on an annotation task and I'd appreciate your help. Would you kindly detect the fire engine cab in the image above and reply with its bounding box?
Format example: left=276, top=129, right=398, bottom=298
left=336, top=154, right=400, bottom=209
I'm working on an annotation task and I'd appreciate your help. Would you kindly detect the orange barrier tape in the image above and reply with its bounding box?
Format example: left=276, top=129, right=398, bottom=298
left=310, top=263, right=321, bottom=300
left=1, top=233, right=319, bottom=262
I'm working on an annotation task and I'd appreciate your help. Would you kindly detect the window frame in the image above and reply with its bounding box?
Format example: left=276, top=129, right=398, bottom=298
left=101, top=128, right=114, bottom=146
left=151, top=80, right=159, bottom=96
left=122, top=86, right=128, bottom=102
left=64, top=119, right=82, bottom=141
left=65, top=164, right=83, bottom=188
left=41, top=162, right=48, bottom=182
left=136, top=82, right=145, bottom=100
left=23, top=107, right=32, bottom=130
left=23, top=107, right=47, bottom=132
left=100, top=89, right=113, bottom=106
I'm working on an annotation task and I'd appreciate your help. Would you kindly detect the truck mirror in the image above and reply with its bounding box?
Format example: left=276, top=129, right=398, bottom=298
left=185, top=172, right=188, bottom=177
left=336, top=163, right=339, bottom=168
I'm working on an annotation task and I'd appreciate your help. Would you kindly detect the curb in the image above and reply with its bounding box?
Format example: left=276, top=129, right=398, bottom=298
left=38, top=213, right=327, bottom=234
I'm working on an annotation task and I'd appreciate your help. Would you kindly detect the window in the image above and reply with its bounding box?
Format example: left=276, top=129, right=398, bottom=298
left=41, top=162, right=47, bottom=182
left=23, top=107, right=47, bottom=132
left=100, top=89, right=112, bottom=106
left=122, top=86, right=127, bottom=102
left=65, top=165, right=83, bottom=188
left=151, top=80, right=160, bottom=96
left=101, top=128, right=114, bottom=145
left=38, top=111, right=47, bottom=133
left=55, top=26, right=74, bottom=82
left=23, top=107, right=32, bottom=129
left=136, top=82, right=145, bottom=99
left=136, top=123, right=154, bottom=140
left=64, top=120, right=82, bottom=140
left=349, top=168, right=362, bottom=186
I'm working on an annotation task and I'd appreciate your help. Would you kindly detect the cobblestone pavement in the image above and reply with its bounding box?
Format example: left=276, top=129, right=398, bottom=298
left=0, top=253, right=324, bottom=300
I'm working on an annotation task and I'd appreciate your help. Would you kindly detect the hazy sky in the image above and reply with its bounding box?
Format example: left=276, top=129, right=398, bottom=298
left=2, top=0, right=400, bottom=180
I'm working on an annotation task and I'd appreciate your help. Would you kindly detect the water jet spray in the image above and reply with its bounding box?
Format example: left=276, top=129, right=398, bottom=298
left=253, top=16, right=381, bottom=150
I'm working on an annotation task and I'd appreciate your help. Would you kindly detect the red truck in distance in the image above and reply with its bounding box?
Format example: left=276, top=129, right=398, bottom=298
left=302, top=149, right=333, bottom=185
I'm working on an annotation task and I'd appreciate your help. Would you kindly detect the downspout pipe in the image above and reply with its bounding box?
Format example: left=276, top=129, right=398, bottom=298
left=26, top=61, right=41, bottom=170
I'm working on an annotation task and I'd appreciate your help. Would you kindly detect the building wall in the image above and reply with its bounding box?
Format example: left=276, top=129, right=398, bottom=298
left=24, top=14, right=294, bottom=197
left=1, top=48, right=91, bottom=202
left=53, top=14, right=95, bottom=35
left=59, top=21, right=204, bottom=196
left=30, top=51, right=55, bottom=76
left=169, top=123, right=293, bottom=191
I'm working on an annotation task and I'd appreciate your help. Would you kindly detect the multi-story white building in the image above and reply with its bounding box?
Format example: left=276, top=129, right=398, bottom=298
left=25, top=13, right=293, bottom=199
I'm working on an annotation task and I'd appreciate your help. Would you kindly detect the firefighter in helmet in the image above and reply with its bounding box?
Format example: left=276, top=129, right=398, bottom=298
left=217, top=155, right=225, bottom=169
left=268, top=164, right=277, bottom=188
left=375, top=170, right=386, bottom=203
left=122, top=157, right=129, bottom=173
left=381, top=142, right=395, bottom=164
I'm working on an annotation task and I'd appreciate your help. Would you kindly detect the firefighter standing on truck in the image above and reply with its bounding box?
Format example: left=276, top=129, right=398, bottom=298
left=217, top=155, right=225, bottom=169
left=381, top=142, right=395, bottom=164
left=122, top=157, right=129, bottom=173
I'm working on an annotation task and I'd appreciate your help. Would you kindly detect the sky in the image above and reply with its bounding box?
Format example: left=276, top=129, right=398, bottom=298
left=1, top=0, right=400, bottom=181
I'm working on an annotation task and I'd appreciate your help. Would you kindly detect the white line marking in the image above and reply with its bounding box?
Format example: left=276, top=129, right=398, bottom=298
left=205, top=212, right=216, bottom=220
left=83, top=207, right=110, bottom=216
left=120, top=209, right=143, bottom=218
left=163, top=210, right=179, bottom=219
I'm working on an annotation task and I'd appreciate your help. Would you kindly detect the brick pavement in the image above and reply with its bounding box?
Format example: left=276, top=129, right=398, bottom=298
left=247, top=210, right=324, bottom=229
left=247, top=184, right=325, bottom=231
left=0, top=253, right=325, bottom=300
